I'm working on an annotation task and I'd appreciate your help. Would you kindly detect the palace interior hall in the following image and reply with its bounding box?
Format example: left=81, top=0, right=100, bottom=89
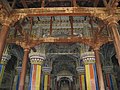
left=0, top=0, right=120, bottom=90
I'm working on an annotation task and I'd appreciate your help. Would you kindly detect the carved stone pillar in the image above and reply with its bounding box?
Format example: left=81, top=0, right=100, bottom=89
left=103, top=66, right=118, bottom=90
left=28, top=52, right=45, bottom=90
left=81, top=51, right=99, bottom=90
left=76, top=66, right=86, bottom=90
left=0, top=22, right=11, bottom=62
left=94, top=49, right=105, bottom=90
left=18, top=48, right=30, bottom=90
left=107, top=18, right=120, bottom=65
left=0, top=54, right=11, bottom=86
left=42, top=66, right=52, bottom=90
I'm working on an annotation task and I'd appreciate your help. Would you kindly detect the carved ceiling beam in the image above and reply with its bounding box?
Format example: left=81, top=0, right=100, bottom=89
left=12, top=7, right=109, bottom=20
left=7, top=36, right=112, bottom=49
left=10, top=7, right=120, bottom=21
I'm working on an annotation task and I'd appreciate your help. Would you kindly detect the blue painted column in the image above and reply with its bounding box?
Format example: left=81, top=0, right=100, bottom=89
left=12, top=66, right=22, bottom=90
left=0, top=54, right=11, bottom=86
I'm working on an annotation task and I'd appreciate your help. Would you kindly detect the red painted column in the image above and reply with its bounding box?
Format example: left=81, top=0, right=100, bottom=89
left=0, top=24, right=10, bottom=62
left=94, top=49, right=105, bottom=90
left=107, top=18, right=120, bottom=65
left=19, top=48, right=30, bottom=90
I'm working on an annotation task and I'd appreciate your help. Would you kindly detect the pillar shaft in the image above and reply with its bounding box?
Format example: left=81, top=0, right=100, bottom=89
left=13, top=73, right=21, bottom=90
left=106, top=74, right=118, bottom=90
left=44, top=74, right=48, bottom=90
left=29, top=64, right=42, bottom=90
left=12, top=67, right=22, bottom=90
left=81, top=52, right=99, bottom=90
left=108, top=22, right=120, bottom=65
left=94, top=49, right=105, bottom=90
left=85, top=64, right=97, bottom=90
left=80, top=74, right=85, bottom=90
left=29, top=53, right=45, bottom=90
left=42, top=66, right=51, bottom=90
left=19, top=49, right=29, bottom=90
left=76, top=66, right=86, bottom=90
left=0, top=25, right=10, bottom=62
left=103, top=66, right=118, bottom=90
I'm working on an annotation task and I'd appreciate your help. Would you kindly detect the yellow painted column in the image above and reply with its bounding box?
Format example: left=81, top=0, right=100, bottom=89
left=0, top=54, right=11, bottom=86
left=76, top=66, right=86, bottom=90
left=42, top=66, right=52, bottom=90
left=29, top=53, right=45, bottom=90
left=81, top=52, right=99, bottom=90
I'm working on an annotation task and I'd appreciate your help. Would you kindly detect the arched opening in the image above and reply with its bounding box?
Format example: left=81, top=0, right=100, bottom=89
left=58, top=77, right=72, bottom=90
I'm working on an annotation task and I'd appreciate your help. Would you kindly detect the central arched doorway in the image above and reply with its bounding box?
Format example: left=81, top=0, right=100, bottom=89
left=57, top=76, right=73, bottom=90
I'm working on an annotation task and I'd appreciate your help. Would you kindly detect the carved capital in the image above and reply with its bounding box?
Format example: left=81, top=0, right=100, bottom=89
left=93, top=47, right=99, bottom=51
left=76, top=66, right=85, bottom=74
left=29, top=52, right=46, bottom=65
left=1, top=54, right=11, bottom=64
left=103, top=66, right=113, bottom=74
left=81, top=52, right=96, bottom=65
left=16, top=66, right=22, bottom=74
left=105, top=16, right=118, bottom=28
left=24, top=48, right=30, bottom=52
left=42, top=66, right=52, bottom=74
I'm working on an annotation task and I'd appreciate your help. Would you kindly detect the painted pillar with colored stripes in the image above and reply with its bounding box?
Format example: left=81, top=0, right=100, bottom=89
left=42, top=66, right=52, bottom=90
left=12, top=66, right=22, bottom=90
left=103, top=66, right=118, bottom=90
left=81, top=52, right=99, bottom=90
left=29, top=53, right=45, bottom=90
left=76, top=66, right=86, bottom=90
left=0, top=54, right=11, bottom=86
